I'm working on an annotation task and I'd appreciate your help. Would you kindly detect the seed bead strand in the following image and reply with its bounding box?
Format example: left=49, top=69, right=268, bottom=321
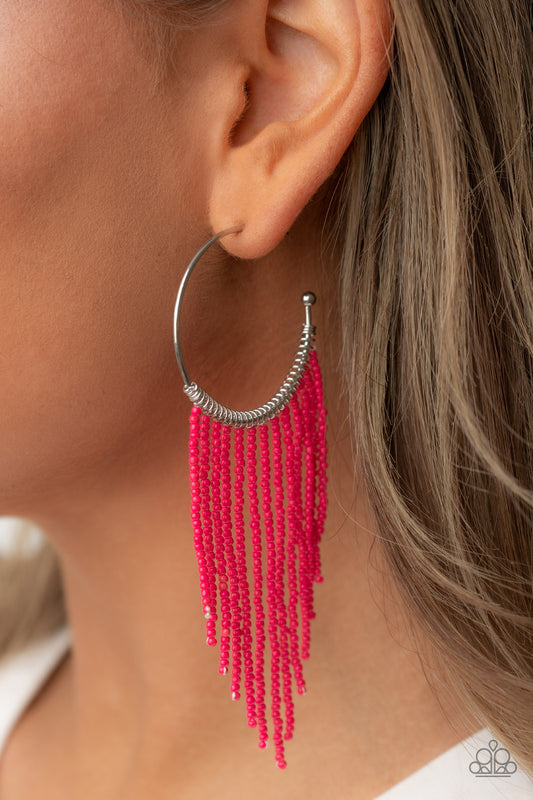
left=233, top=427, right=256, bottom=721
left=259, top=423, right=284, bottom=766
left=199, top=412, right=217, bottom=646
left=260, top=421, right=285, bottom=769
left=309, top=351, right=327, bottom=584
left=220, top=424, right=242, bottom=700
left=304, top=364, right=321, bottom=622
left=246, top=427, right=268, bottom=748
left=295, top=374, right=311, bottom=651
left=287, top=392, right=306, bottom=696
left=304, top=363, right=319, bottom=593
left=189, top=408, right=208, bottom=634
left=302, top=366, right=319, bottom=627
left=278, top=405, right=297, bottom=741
left=211, top=421, right=230, bottom=674
left=299, top=369, right=316, bottom=659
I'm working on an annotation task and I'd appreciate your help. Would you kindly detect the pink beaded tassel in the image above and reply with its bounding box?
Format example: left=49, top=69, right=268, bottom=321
left=188, top=350, right=327, bottom=768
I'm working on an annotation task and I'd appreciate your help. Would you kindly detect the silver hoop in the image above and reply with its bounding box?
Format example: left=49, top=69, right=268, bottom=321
left=173, top=229, right=317, bottom=428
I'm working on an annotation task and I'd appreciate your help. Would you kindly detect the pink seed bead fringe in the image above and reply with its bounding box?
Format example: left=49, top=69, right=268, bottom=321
left=188, top=351, right=327, bottom=768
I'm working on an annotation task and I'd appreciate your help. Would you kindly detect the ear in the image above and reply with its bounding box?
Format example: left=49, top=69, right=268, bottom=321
left=208, top=0, right=392, bottom=259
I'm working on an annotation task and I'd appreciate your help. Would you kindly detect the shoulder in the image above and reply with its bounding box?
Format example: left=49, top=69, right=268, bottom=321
left=374, top=727, right=533, bottom=800
left=0, top=626, right=71, bottom=757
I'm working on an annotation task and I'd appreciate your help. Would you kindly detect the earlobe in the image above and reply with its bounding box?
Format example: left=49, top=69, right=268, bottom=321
left=209, top=0, right=393, bottom=259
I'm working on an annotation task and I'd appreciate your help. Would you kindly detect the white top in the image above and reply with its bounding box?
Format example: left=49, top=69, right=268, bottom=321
left=0, top=628, right=532, bottom=798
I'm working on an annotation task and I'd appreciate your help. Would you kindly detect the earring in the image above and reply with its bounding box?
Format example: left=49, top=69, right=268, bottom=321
left=173, top=228, right=328, bottom=769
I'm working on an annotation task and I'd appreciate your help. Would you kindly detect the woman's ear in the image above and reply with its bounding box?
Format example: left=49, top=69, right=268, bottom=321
left=208, top=0, right=393, bottom=259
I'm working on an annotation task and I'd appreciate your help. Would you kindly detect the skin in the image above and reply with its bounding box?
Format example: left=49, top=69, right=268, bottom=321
left=0, top=1, right=481, bottom=798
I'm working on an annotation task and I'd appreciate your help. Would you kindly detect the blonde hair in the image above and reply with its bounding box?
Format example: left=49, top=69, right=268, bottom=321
left=2, top=0, right=532, bottom=777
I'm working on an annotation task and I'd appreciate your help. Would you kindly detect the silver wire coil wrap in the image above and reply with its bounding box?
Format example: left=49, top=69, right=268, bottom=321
left=183, top=320, right=316, bottom=427
left=174, top=228, right=318, bottom=428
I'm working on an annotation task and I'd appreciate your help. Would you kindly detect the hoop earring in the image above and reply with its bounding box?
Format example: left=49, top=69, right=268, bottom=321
left=173, top=228, right=328, bottom=769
